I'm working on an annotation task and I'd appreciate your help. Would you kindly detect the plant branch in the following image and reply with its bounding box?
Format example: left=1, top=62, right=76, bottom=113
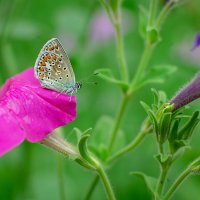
left=108, top=94, right=129, bottom=152
left=115, top=18, right=129, bottom=82
left=155, top=0, right=176, bottom=29
left=156, top=164, right=170, bottom=198
left=57, top=155, right=66, bottom=200
left=148, top=0, right=158, bottom=27
left=163, top=157, right=200, bottom=200
left=108, top=129, right=148, bottom=163
left=95, top=163, right=116, bottom=200
left=84, top=175, right=99, bottom=200
left=128, top=41, right=153, bottom=95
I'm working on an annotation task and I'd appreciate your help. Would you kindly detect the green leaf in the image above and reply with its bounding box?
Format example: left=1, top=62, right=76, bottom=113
left=67, top=127, right=83, bottom=145
left=172, top=144, right=190, bottom=161
left=131, top=171, right=157, bottom=198
left=138, top=64, right=177, bottom=89
left=94, top=68, right=129, bottom=91
left=89, top=116, right=125, bottom=161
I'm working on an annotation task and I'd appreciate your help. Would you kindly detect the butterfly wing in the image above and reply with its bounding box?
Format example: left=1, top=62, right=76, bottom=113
left=34, top=38, right=76, bottom=92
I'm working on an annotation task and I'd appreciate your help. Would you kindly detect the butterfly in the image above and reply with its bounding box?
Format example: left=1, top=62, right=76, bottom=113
left=34, top=38, right=81, bottom=96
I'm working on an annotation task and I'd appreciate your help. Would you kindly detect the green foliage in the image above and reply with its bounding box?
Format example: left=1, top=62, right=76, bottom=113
left=131, top=171, right=157, bottom=198
left=1, top=0, right=200, bottom=200
left=95, top=68, right=129, bottom=91
left=89, top=116, right=125, bottom=162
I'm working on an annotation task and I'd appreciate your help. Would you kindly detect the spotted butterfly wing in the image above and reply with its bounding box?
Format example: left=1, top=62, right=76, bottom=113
left=34, top=38, right=77, bottom=94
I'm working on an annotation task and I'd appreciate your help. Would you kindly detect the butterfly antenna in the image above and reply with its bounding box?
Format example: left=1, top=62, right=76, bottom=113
left=79, top=72, right=99, bottom=83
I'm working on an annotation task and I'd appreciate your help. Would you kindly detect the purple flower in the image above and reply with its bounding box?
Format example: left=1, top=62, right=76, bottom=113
left=90, top=9, right=132, bottom=43
left=90, top=10, right=115, bottom=42
left=170, top=73, right=200, bottom=110
left=0, top=68, right=76, bottom=156
left=192, top=33, right=200, bottom=50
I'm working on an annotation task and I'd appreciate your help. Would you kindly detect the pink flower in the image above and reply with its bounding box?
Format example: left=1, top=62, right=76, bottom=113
left=0, top=68, right=76, bottom=156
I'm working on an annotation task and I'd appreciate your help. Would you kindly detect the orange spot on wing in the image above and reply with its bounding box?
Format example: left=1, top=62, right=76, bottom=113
left=39, top=74, right=44, bottom=79
left=39, top=67, right=45, bottom=71
left=52, top=55, right=57, bottom=60
left=40, top=62, right=46, bottom=66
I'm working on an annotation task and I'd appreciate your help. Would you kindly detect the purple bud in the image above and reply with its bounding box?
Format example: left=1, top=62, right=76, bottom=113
left=170, top=73, right=200, bottom=110
left=192, top=33, right=200, bottom=50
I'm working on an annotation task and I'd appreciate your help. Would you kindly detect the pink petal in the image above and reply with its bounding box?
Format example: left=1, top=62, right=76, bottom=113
left=0, top=68, right=76, bottom=156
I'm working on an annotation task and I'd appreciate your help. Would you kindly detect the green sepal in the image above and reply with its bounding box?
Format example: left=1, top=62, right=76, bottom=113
left=94, top=68, right=129, bottom=91
left=140, top=101, right=158, bottom=133
left=75, top=158, right=95, bottom=170
left=131, top=171, right=157, bottom=198
left=157, top=112, right=172, bottom=143
left=169, top=120, right=180, bottom=141
left=178, top=111, right=200, bottom=140
left=78, top=128, right=98, bottom=166
left=151, top=88, right=159, bottom=106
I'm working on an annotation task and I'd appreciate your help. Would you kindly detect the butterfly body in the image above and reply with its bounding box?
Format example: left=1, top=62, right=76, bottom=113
left=34, top=38, right=80, bottom=95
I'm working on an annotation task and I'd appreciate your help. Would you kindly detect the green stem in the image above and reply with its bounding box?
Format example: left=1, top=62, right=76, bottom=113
left=57, top=155, right=66, bottom=200
left=163, top=157, right=200, bottom=200
left=148, top=0, right=158, bottom=27
left=108, top=130, right=147, bottom=163
left=155, top=0, right=175, bottom=29
left=84, top=175, right=99, bottom=200
left=163, top=169, right=190, bottom=200
left=156, top=164, right=170, bottom=198
left=96, top=164, right=116, bottom=200
left=115, top=20, right=129, bottom=82
left=128, top=42, right=153, bottom=95
left=108, top=94, right=129, bottom=152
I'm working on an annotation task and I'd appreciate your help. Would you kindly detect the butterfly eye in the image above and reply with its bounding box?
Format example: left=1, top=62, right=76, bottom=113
left=58, top=65, right=61, bottom=68
left=59, top=77, right=62, bottom=80
left=66, top=74, right=69, bottom=78
left=63, top=67, right=66, bottom=71
left=47, top=77, right=50, bottom=79
left=48, top=72, right=51, bottom=75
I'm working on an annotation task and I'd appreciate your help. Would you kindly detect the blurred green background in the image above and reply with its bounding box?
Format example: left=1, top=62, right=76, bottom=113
left=0, top=0, right=200, bottom=199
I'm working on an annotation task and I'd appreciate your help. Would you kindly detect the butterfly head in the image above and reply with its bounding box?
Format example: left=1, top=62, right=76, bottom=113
left=76, top=82, right=82, bottom=90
